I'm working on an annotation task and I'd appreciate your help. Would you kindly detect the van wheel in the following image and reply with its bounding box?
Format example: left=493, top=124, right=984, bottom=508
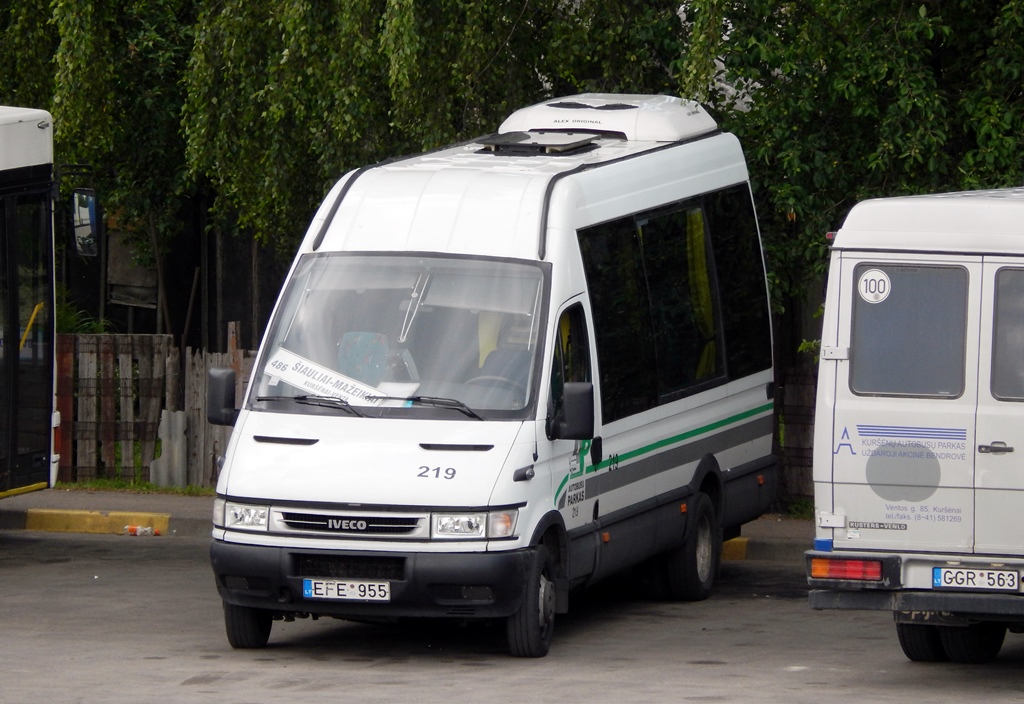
left=667, top=492, right=721, bottom=601
left=938, top=623, right=1006, bottom=664
left=223, top=601, right=273, bottom=649
left=895, top=623, right=947, bottom=662
left=506, top=545, right=555, bottom=657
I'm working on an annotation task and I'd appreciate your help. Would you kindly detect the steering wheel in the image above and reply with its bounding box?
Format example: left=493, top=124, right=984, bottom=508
left=465, top=375, right=527, bottom=396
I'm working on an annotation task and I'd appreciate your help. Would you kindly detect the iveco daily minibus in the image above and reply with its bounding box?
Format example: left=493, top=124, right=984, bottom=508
left=208, top=94, right=777, bottom=657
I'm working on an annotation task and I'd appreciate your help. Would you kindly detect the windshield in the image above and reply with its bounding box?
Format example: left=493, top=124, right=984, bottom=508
left=250, top=253, right=547, bottom=419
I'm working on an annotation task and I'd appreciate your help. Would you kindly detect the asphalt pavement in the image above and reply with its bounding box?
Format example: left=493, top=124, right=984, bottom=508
left=0, top=487, right=813, bottom=561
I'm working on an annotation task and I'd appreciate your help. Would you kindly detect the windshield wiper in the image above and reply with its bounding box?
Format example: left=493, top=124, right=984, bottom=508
left=367, top=395, right=484, bottom=420
left=256, top=394, right=364, bottom=417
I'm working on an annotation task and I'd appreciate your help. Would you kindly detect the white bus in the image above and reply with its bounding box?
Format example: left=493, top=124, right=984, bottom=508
left=0, top=107, right=59, bottom=499
left=208, top=94, right=777, bottom=656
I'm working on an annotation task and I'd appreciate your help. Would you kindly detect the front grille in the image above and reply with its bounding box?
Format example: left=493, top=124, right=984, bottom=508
left=279, top=511, right=423, bottom=536
left=295, top=554, right=406, bottom=580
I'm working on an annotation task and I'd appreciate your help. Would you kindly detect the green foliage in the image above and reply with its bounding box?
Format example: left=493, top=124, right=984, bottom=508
left=0, top=0, right=57, bottom=108
left=183, top=0, right=555, bottom=251
left=783, top=496, right=814, bottom=520
left=5, top=0, right=1023, bottom=327
left=548, top=2, right=689, bottom=95
left=53, top=0, right=196, bottom=266
left=55, top=284, right=115, bottom=333
left=683, top=0, right=1024, bottom=307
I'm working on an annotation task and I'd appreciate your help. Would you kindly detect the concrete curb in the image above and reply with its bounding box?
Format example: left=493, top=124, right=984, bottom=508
left=25, top=508, right=170, bottom=535
left=0, top=507, right=212, bottom=539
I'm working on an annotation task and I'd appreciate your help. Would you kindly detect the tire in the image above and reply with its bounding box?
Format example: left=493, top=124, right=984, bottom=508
left=896, top=623, right=947, bottom=662
left=938, top=623, right=1006, bottom=664
left=223, top=601, right=273, bottom=649
left=506, top=545, right=556, bottom=658
left=667, top=492, right=721, bottom=601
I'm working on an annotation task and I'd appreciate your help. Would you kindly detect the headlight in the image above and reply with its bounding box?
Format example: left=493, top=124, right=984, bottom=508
left=220, top=501, right=270, bottom=531
left=431, top=509, right=518, bottom=539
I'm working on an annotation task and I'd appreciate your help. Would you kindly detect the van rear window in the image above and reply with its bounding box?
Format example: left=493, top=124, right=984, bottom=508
left=992, top=268, right=1024, bottom=400
left=850, top=264, right=967, bottom=397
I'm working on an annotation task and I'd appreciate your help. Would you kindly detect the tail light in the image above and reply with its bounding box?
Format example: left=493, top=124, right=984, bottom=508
left=810, top=557, right=883, bottom=581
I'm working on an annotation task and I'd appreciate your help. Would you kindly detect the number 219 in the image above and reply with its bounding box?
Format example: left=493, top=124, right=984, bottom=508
left=418, top=466, right=456, bottom=480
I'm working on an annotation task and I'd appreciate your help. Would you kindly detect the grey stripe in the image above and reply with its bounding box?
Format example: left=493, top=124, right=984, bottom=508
left=585, top=414, right=773, bottom=500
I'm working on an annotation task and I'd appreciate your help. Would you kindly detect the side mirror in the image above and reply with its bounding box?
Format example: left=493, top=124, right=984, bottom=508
left=207, top=368, right=239, bottom=426
left=549, top=382, right=594, bottom=440
left=71, top=188, right=99, bottom=257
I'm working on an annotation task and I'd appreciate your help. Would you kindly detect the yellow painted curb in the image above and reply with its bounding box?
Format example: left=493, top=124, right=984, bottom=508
left=24, top=509, right=170, bottom=535
left=721, top=536, right=749, bottom=561
left=0, top=482, right=49, bottom=500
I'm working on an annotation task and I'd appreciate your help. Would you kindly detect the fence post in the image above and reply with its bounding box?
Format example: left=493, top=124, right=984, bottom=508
left=75, top=335, right=98, bottom=480
left=55, top=334, right=75, bottom=483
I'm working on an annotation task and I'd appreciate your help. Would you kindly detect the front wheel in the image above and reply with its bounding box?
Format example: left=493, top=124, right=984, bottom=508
left=506, top=545, right=556, bottom=657
left=223, top=601, right=272, bottom=649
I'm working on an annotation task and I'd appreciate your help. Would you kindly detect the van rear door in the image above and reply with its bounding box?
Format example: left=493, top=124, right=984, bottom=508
left=826, top=253, right=982, bottom=553
left=974, top=260, right=1024, bottom=556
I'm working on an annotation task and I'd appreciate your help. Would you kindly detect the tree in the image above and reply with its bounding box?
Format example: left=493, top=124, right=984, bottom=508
left=183, top=0, right=557, bottom=253
left=52, top=0, right=198, bottom=331
left=678, top=0, right=1024, bottom=324
left=0, top=0, right=57, bottom=109
left=7, top=0, right=1023, bottom=357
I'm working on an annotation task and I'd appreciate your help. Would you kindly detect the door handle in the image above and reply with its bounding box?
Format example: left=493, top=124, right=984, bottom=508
left=979, top=442, right=1015, bottom=454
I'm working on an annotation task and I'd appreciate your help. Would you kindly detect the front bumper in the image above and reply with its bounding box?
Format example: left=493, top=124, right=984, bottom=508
left=211, top=538, right=531, bottom=620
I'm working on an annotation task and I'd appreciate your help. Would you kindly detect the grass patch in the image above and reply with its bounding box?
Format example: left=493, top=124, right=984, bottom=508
left=783, top=496, right=815, bottom=520
left=55, top=478, right=215, bottom=497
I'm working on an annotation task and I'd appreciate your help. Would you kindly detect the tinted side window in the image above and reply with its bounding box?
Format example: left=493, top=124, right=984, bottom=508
left=992, top=268, right=1024, bottom=400
left=708, top=186, right=773, bottom=378
left=578, top=217, right=658, bottom=422
left=640, top=205, right=725, bottom=400
left=850, top=265, right=967, bottom=397
left=579, top=183, right=770, bottom=423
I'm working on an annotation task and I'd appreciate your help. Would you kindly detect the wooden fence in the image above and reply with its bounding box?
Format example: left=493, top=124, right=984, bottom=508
left=183, top=323, right=255, bottom=487
left=56, top=333, right=178, bottom=483
left=56, top=323, right=255, bottom=487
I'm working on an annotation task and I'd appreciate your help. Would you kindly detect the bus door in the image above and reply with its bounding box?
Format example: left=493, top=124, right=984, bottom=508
left=0, top=176, right=55, bottom=493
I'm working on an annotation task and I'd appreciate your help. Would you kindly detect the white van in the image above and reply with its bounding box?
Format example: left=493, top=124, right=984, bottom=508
left=807, top=188, right=1024, bottom=663
left=208, top=94, right=776, bottom=657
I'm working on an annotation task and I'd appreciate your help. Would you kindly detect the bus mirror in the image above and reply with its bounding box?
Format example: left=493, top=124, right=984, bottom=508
left=71, top=188, right=98, bottom=257
left=207, top=368, right=239, bottom=426
left=551, top=382, right=594, bottom=440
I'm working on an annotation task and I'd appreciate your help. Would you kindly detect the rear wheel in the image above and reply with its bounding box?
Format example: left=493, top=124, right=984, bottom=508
left=666, top=492, right=721, bottom=601
left=895, top=623, right=947, bottom=662
left=938, top=622, right=1006, bottom=664
left=223, top=601, right=272, bottom=649
left=506, top=545, right=556, bottom=657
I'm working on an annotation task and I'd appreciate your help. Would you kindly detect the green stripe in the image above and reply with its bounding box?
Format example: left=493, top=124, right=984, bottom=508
left=588, top=402, right=773, bottom=473
left=552, top=402, right=773, bottom=506
left=555, top=473, right=571, bottom=501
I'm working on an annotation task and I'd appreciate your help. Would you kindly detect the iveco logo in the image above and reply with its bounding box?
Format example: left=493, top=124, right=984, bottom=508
left=328, top=519, right=368, bottom=531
